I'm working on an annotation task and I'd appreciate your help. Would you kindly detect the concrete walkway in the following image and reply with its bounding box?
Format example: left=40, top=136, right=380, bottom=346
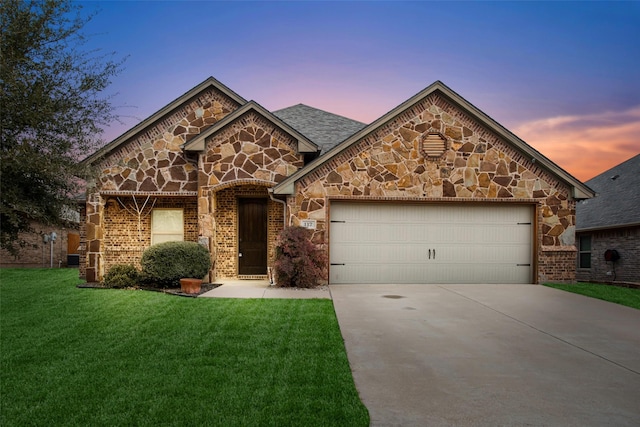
left=331, top=284, right=640, bottom=426
left=198, top=280, right=331, bottom=299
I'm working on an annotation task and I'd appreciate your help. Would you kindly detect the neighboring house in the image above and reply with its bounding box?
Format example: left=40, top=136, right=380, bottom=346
left=0, top=219, right=80, bottom=268
left=80, top=77, right=594, bottom=284
left=576, top=154, right=640, bottom=283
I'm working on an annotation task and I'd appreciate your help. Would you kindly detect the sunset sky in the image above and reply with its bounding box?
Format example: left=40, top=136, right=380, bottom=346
left=81, top=1, right=640, bottom=182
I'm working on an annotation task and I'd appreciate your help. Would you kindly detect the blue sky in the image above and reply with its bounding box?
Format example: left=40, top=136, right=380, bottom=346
left=81, top=1, right=640, bottom=181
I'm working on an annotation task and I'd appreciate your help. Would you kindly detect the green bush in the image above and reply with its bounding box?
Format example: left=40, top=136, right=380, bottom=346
left=103, top=264, right=140, bottom=288
left=273, top=226, right=327, bottom=288
left=140, top=241, right=211, bottom=288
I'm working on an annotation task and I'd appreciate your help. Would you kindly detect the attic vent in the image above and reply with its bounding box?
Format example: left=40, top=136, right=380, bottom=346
left=421, top=132, right=447, bottom=158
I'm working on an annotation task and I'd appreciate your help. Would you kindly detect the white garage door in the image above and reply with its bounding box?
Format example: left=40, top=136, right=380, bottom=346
left=329, top=203, right=533, bottom=284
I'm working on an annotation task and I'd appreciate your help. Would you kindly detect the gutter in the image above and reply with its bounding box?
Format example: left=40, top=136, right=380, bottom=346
left=268, top=188, right=287, bottom=228
left=576, top=221, right=640, bottom=233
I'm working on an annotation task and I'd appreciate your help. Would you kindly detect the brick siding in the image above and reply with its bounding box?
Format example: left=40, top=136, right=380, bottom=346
left=576, top=226, right=639, bottom=283
left=102, top=196, right=198, bottom=272
left=214, top=185, right=283, bottom=279
left=0, top=221, right=78, bottom=268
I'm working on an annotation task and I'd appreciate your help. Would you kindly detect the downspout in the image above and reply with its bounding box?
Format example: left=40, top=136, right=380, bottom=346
left=268, top=188, right=287, bottom=228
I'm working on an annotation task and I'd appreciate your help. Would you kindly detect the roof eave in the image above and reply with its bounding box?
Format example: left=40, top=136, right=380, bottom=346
left=576, top=221, right=640, bottom=233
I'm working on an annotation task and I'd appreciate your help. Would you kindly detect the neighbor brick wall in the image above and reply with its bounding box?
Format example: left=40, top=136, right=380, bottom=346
left=0, top=221, right=78, bottom=268
left=576, top=226, right=640, bottom=283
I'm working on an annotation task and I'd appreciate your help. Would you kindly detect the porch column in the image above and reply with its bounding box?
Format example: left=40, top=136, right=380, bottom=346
left=198, top=188, right=216, bottom=279
left=84, top=193, right=105, bottom=282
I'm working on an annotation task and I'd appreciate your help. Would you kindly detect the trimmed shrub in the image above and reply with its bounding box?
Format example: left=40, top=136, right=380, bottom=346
left=103, top=264, right=140, bottom=289
left=273, top=226, right=327, bottom=288
left=140, top=241, right=211, bottom=288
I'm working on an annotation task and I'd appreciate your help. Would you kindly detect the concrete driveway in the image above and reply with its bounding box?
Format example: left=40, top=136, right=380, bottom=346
left=330, top=284, right=640, bottom=427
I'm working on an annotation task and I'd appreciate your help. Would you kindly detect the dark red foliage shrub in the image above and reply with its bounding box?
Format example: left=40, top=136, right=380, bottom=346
left=273, top=226, right=327, bottom=288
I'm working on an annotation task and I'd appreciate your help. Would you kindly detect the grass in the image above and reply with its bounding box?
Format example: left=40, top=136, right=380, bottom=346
left=544, top=282, right=640, bottom=310
left=0, top=269, right=369, bottom=426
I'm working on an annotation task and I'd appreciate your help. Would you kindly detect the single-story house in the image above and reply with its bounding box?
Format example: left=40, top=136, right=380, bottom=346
left=80, top=77, right=594, bottom=284
left=576, top=154, right=639, bottom=283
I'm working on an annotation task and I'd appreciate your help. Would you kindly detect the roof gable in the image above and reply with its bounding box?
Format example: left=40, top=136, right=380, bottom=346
left=82, top=76, right=247, bottom=165
left=576, top=154, right=640, bottom=231
left=272, top=104, right=367, bottom=154
left=182, top=101, right=318, bottom=154
left=273, top=81, right=595, bottom=200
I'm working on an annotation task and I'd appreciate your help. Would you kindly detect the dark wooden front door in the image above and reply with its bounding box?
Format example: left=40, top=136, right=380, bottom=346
left=238, top=198, right=268, bottom=275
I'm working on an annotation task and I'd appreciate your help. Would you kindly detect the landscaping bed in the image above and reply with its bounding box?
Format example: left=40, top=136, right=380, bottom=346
left=78, top=282, right=221, bottom=297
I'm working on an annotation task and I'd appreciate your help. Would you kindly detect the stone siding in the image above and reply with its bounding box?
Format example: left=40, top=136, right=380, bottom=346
left=290, top=93, right=576, bottom=283
left=194, top=111, right=302, bottom=279
left=83, top=86, right=241, bottom=282
left=95, top=89, right=239, bottom=194
left=576, top=226, right=640, bottom=283
left=199, top=111, right=304, bottom=189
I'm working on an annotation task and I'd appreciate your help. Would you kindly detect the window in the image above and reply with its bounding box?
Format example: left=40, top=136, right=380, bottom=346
left=151, top=209, right=184, bottom=245
left=578, top=235, right=591, bottom=268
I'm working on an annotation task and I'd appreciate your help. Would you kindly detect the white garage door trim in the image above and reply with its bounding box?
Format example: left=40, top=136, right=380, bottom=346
left=329, top=202, right=533, bottom=284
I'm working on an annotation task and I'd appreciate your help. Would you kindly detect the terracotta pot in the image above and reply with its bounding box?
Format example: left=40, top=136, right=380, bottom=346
left=180, top=278, right=202, bottom=294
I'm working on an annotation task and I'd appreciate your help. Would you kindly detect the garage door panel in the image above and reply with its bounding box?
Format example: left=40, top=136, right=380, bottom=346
left=330, top=203, right=533, bottom=284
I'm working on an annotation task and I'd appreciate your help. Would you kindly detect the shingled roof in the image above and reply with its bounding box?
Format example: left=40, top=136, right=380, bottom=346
left=273, top=104, right=367, bottom=154
left=576, top=154, right=640, bottom=231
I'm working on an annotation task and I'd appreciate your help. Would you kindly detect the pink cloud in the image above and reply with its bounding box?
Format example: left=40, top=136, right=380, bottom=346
left=513, top=106, right=640, bottom=182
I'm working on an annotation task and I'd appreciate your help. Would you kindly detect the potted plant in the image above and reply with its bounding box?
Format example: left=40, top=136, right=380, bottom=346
left=179, top=277, right=203, bottom=294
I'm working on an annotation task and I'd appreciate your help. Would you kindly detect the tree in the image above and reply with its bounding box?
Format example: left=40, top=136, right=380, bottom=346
left=0, top=0, right=123, bottom=255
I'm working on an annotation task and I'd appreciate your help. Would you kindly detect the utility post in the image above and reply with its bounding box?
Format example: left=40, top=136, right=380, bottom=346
left=43, top=232, right=57, bottom=268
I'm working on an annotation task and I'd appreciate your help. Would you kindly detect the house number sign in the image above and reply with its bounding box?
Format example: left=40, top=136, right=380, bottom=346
left=300, top=219, right=317, bottom=230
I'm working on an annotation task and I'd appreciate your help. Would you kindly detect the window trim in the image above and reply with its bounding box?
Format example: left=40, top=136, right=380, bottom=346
left=578, top=234, right=591, bottom=269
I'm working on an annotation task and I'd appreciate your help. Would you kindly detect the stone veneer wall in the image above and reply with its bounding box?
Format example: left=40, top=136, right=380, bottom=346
left=195, top=111, right=302, bottom=279
left=198, top=111, right=304, bottom=188
left=214, top=185, right=284, bottom=279
left=95, top=89, right=240, bottom=194
left=83, top=87, right=240, bottom=282
left=290, top=93, right=577, bottom=283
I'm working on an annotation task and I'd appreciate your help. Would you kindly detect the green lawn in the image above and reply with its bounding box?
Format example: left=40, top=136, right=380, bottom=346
left=544, top=282, right=640, bottom=310
left=0, top=269, right=369, bottom=426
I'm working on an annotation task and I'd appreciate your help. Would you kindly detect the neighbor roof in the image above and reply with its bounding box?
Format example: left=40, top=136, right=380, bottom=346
left=272, top=104, right=367, bottom=154
left=576, top=154, right=640, bottom=231
left=273, top=80, right=595, bottom=200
